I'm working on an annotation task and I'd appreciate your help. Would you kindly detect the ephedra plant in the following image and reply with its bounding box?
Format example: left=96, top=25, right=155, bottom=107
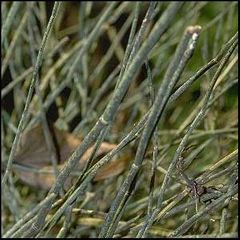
left=1, top=2, right=238, bottom=238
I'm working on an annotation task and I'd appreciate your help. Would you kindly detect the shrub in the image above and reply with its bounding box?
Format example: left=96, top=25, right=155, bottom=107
left=1, top=2, right=238, bottom=238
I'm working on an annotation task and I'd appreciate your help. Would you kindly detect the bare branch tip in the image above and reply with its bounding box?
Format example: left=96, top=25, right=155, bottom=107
left=186, top=25, right=202, bottom=35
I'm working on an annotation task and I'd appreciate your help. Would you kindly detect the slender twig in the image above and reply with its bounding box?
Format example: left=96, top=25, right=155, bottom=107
left=27, top=2, right=61, bottom=188
left=4, top=4, right=237, bottom=237
left=2, top=5, right=30, bottom=77
left=2, top=2, right=61, bottom=187
left=145, top=59, right=158, bottom=217
left=1, top=67, right=33, bottom=99
left=1, top=2, right=22, bottom=47
left=137, top=33, right=238, bottom=238
left=169, top=185, right=237, bottom=236
left=101, top=22, right=199, bottom=238
left=21, top=3, right=183, bottom=238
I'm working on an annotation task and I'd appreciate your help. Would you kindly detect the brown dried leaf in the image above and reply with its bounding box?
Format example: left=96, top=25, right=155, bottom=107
left=13, top=124, right=130, bottom=190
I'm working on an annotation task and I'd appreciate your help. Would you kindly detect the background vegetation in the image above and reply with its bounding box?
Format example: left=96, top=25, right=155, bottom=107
left=1, top=2, right=238, bottom=238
